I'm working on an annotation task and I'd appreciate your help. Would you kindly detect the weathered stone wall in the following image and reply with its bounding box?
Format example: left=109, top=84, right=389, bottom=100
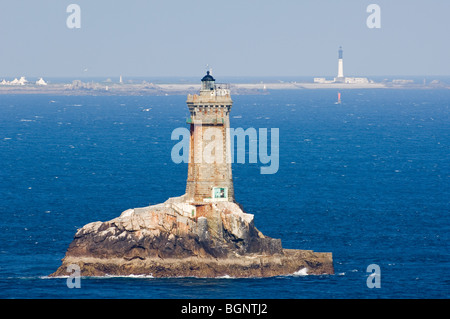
left=186, top=94, right=234, bottom=202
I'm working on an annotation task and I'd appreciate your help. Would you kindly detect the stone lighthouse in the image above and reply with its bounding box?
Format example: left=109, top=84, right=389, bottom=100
left=185, top=71, right=234, bottom=203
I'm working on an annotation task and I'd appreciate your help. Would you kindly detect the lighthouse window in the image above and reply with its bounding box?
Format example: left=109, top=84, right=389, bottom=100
left=213, top=187, right=228, bottom=199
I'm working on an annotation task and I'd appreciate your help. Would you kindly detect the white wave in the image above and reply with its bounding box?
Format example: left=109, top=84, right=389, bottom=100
left=105, top=274, right=154, bottom=279
left=292, top=267, right=308, bottom=276
left=216, top=274, right=239, bottom=279
left=40, top=275, right=60, bottom=279
left=41, top=274, right=155, bottom=279
left=9, top=276, right=42, bottom=280
left=76, top=274, right=155, bottom=279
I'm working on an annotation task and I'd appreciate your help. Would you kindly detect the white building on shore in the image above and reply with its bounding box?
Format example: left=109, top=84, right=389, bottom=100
left=36, top=78, right=48, bottom=85
left=0, top=76, right=48, bottom=86
left=344, top=77, right=370, bottom=84
left=18, top=77, right=28, bottom=85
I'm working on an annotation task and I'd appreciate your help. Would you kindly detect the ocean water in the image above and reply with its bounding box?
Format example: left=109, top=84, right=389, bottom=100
left=0, top=89, right=448, bottom=299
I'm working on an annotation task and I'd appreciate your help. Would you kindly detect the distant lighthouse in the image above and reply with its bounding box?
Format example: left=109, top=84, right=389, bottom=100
left=336, top=46, right=344, bottom=82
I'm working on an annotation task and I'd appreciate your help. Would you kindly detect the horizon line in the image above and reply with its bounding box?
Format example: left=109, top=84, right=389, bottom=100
left=2, top=74, right=450, bottom=79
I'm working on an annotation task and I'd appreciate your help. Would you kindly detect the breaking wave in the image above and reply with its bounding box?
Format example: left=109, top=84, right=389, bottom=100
left=291, top=268, right=309, bottom=276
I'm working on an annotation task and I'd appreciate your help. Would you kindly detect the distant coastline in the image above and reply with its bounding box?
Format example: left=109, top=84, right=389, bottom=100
left=0, top=78, right=448, bottom=96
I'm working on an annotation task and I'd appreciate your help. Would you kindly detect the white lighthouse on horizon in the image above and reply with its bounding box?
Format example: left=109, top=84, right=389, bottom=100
left=336, top=46, right=344, bottom=82
left=313, top=46, right=371, bottom=85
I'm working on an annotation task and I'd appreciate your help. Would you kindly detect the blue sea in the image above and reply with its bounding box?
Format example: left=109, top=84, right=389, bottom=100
left=0, top=89, right=448, bottom=299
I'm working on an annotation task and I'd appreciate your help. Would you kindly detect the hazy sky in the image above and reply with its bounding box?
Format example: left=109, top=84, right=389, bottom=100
left=0, top=0, right=449, bottom=78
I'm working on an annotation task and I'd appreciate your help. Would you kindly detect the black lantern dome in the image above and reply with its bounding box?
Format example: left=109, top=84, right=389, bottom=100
left=201, top=71, right=215, bottom=91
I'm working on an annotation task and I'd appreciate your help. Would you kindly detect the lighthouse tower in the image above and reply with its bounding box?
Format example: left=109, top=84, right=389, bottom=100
left=336, top=46, right=345, bottom=82
left=185, top=71, right=234, bottom=203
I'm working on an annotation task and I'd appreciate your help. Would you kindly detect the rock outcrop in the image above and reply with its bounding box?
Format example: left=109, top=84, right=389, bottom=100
left=51, top=196, right=333, bottom=277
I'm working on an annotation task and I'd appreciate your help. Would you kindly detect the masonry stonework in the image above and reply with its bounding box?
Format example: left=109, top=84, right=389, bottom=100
left=185, top=71, right=234, bottom=202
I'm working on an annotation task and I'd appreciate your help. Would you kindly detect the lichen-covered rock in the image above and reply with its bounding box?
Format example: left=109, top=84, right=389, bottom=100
left=50, top=197, right=333, bottom=278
